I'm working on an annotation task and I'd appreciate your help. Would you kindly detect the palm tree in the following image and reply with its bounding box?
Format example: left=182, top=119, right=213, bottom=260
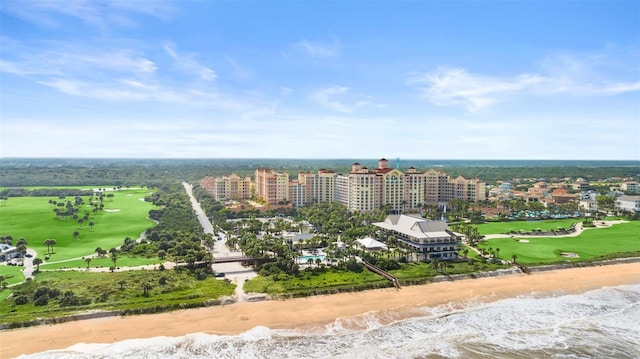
left=44, top=239, right=56, bottom=254
left=85, top=257, right=92, bottom=268
left=33, top=257, right=43, bottom=272
left=511, top=254, right=517, bottom=264
left=111, top=253, right=118, bottom=268
left=73, top=231, right=80, bottom=240
left=89, top=221, right=95, bottom=232
left=142, top=282, right=152, bottom=296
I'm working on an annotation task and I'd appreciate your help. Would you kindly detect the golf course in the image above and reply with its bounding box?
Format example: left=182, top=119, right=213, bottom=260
left=0, top=187, right=158, bottom=279
left=477, top=220, right=640, bottom=264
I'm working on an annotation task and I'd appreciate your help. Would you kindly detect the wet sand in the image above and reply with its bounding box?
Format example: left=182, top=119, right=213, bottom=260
left=2, top=262, right=639, bottom=358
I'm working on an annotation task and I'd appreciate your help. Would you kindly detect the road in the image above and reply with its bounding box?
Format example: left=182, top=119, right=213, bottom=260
left=182, top=182, right=258, bottom=301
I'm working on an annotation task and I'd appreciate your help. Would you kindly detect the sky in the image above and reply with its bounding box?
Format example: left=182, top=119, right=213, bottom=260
left=1, top=0, right=639, bottom=160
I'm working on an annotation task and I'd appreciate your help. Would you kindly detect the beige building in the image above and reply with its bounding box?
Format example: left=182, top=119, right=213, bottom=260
left=201, top=174, right=252, bottom=201
left=424, top=169, right=486, bottom=205
left=297, top=169, right=337, bottom=205
left=255, top=168, right=290, bottom=205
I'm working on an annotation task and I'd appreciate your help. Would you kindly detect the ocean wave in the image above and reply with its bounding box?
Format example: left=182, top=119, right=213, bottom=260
left=17, top=284, right=640, bottom=359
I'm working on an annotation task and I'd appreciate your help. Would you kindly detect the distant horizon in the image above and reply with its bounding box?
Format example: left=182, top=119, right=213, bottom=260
left=1, top=157, right=638, bottom=163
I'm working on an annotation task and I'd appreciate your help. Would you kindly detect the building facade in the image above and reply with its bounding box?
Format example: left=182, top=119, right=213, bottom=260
left=254, top=168, right=290, bottom=206
left=615, top=195, right=640, bottom=213
left=214, top=158, right=486, bottom=212
left=201, top=174, right=252, bottom=201
left=373, top=214, right=459, bottom=261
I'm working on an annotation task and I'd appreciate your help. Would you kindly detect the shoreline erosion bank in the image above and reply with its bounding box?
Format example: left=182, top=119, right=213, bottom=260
left=2, top=262, right=639, bottom=358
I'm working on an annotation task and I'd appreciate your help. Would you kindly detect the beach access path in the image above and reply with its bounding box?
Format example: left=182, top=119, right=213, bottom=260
left=182, top=182, right=258, bottom=302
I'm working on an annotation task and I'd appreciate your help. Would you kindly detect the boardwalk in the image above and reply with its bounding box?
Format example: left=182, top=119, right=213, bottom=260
left=213, top=256, right=258, bottom=264
left=363, top=261, right=401, bottom=289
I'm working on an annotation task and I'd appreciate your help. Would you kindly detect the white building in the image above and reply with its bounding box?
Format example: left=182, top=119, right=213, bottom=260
left=615, top=195, right=640, bottom=213
left=0, top=243, right=19, bottom=261
left=373, top=214, right=459, bottom=261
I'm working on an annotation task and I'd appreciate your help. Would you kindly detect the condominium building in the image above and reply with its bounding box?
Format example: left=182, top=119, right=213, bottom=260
left=254, top=168, right=290, bottom=206
left=216, top=158, right=486, bottom=212
left=297, top=169, right=337, bottom=205
left=424, top=169, right=486, bottom=205
left=201, top=174, right=252, bottom=201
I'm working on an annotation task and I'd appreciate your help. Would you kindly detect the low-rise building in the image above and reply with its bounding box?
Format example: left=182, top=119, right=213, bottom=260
left=0, top=243, right=19, bottom=261
left=621, top=181, right=639, bottom=192
left=615, top=195, right=640, bottom=213
left=373, top=214, right=459, bottom=261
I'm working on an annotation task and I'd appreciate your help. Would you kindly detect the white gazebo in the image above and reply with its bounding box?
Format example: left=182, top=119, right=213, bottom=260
left=356, top=237, right=388, bottom=252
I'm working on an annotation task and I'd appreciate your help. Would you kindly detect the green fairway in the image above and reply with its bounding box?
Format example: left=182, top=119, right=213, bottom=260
left=477, top=219, right=580, bottom=235
left=0, top=188, right=157, bottom=281
left=481, top=221, right=640, bottom=264
left=0, top=264, right=26, bottom=286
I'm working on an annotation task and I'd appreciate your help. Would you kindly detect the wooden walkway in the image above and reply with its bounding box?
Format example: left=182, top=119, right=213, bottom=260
left=363, top=261, right=401, bottom=289
left=213, top=256, right=258, bottom=264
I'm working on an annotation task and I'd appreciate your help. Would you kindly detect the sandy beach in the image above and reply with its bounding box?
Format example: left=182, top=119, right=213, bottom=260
left=2, top=262, right=639, bottom=358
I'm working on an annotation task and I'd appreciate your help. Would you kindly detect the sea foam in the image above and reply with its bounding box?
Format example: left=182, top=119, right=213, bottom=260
left=17, top=284, right=640, bottom=359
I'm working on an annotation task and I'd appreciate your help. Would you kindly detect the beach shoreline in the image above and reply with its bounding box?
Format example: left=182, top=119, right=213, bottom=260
left=2, top=262, right=639, bottom=358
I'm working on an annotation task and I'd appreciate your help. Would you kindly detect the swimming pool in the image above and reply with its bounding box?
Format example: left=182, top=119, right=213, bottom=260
left=297, top=255, right=326, bottom=263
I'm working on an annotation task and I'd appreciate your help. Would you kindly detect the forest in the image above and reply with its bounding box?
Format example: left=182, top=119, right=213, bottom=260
left=1, top=158, right=638, bottom=188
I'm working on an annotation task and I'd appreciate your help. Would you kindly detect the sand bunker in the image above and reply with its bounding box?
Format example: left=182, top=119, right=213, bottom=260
left=519, top=239, right=530, bottom=243
left=561, top=252, right=580, bottom=258
left=105, top=209, right=121, bottom=212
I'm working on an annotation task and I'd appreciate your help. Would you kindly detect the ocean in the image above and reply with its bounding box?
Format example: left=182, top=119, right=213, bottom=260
left=18, top=284, right=640, bottom=359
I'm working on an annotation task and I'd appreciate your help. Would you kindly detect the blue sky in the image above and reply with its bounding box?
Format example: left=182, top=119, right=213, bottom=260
left=1, top=0, right=639, bottom=160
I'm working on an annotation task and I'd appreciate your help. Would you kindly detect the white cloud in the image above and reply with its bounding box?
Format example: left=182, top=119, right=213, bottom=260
left=0, top=41, right=156, bottom=77
left=1, top=0, right=174, bottom=28
left=164, top=43, right=216, bottom=81
left=295, top=39, right=339, bottom=58
left=408, top=57, right=640, bottom=112
left=407, top=67, right=548, bottom=112
left=310, top=86, right=377, bottom=113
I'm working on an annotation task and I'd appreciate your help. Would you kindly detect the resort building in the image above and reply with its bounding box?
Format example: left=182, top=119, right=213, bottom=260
left=373, top=214, right=459, bottom=261
left=615, top=195, right=640, bottom=213
left=205, top=174, right=253, bottom=201
left=621, top=181, right=639, bottom=192
left=207, top=157, right=487, bottom=212
left=355, top=237, right=388, bottom=253
left=579, top=199, right=598, bottom=213
left=424, top=169, right=486, bottom=205
left=297, top=169, right=337, bottom=205
left=0, top=243, right=19, bottom=261
left=255, top=168, right=290, bottom=206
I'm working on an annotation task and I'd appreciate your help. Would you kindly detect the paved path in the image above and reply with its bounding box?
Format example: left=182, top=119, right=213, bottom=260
left=182, top=182, right=257, bottom=302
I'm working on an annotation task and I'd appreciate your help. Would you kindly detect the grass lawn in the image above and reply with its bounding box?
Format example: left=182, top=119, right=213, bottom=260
left=477, top=219, right=580, bottom=235
left=0, top=188, right=157, bottom=282
left=40, top=255, right=163, bottom=270
left=480, top=221, right=640, bottom=265
left=244, top=268, right=386, bottom=295
left=0, top=264, right=25, bottom=286
left=390, top=260, right=508, bottom=282
left=0, top=269, right=236, bottom=326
